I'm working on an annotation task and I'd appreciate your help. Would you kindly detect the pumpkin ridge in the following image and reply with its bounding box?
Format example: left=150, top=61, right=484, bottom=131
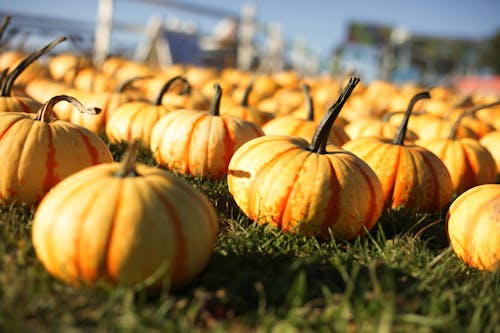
left=319, top=157, right=341, bottom=235
left=219, top=117, right=236, bottom=174
left=185, top=113, right=207, bottom=176
left=383, top=145, right=402, bottom=208
left=416, top=148, right=440, bottom=211
left=40, top=126, right=60, bottom=200
left=277, top=150, right=312, bottom=232
left=248, top=145, right=300, bottom=221
left=458, top=142, right=477, bottom=193
left=351, top=159, right=379, bottom=235
left=0, top=113, right=22, bottom=140
left=103, top=179, right=124, bottom=282
left=73, top=127, right=101, bottom=164
left=391, top=147, right=411, bottom=209
left=147, top=182, right=187, bottom=285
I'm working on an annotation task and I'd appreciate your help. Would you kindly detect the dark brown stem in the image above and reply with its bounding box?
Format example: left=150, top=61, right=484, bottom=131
left=0, top=15, right=10, bottom=43
left=0, top=36, right=66, bottom=96
left=392, top=91, right=431, bottom=145
left=307, top=76, right=360, bottom=154
left=241, top=79, right=254, bottom=107
left=0, top=68, right=8, bottom=86
left=209, top=83, right=223, bottom=116
left=302, top=83, right=314, bottom=121
left=117, top=75, right=154, bottom=93
left=468, top=99, right=500, bottom=117
left=35, top=95, right=101, bottom=122
left=116, top=140, right=141, bottom=177
left=154, top=75, right=191, bottom=106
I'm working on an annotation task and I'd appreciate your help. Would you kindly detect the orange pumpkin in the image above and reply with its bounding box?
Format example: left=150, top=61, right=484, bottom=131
left=343, top=91, right=453, bottom=212
left=480, top=130, right=500, bottom=176
left=446, top=184, right=499, bottom=271
left=227, top=77, right=385, bottom=240
left=417, top=110, right=497, bottom=195
left=150, top=83, right=264, bottom=179
left=0, top=95, right=113, bottom=206
left=31, top=141, right=218, bottom=288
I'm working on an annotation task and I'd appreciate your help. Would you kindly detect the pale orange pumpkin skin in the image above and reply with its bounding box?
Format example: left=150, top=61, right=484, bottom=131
left=31, top=152, right=218, bottom=288
left=0, top=96, right=113, bottom=206
left=480, top=130, right=500, bottom=175
left=446, top=184, right=500, bottom=271
left=227, top=77, right=385, bottom=240
left=150, top=84, right=264, bottom=179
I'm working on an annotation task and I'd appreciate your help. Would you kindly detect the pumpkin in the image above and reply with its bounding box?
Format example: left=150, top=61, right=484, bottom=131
left=0, top=36, right=67, bottom=113
left=479, top=130, right=500, bottom=176
left=0, top=95, right=113, bottom=206
left=31, top=141, right=218, bottom=288
left=150, top=83, right=264, bottom=179
left=446, top=184, right=500, bottom=271
left=262, top=83, right=350, bottom=146
left=417, top=109, right=497, bottom=195
left=105, top=76, right=188, bottom=146
left=343, top=91, right=453, bottom=212
left=344, top=112, right=419, bottom=141
left=227, top=77, right=385, bottom=240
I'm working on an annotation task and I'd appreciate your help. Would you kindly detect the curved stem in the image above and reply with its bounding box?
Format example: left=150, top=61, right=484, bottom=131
left=302, top=83, right=314, bottom=121
left=117, top=75, right=154, bottom=93
left=448, top=99, right=500, bottom=139
left=307, top=76, right=360, bottom=154
left=392, top=91, right=431, bottom=145
left=154, top=75, right=191, bottom=106
left=116, top=140, right=141, bottom=177
left=0, top=15, right=11, bottom=43
left=241, top=79, right=254, bottom=107
left=35, top=95, right=101, bottom=123
left=208, top=83, right=223, bottom=116
left=0, top=36, right=66, bottom=97
left=0, top=68, right=8, bottom=86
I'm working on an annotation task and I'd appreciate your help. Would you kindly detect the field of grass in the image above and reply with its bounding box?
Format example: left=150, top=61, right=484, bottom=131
left=0, top=143, right=498, bottom=332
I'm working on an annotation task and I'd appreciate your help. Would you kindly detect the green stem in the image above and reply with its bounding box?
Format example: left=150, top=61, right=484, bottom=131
left=0, top=36, right=66, bottom=96
left=392, top=91, right=431, bottom=145
left=154, top=75, right=191, bottom=106
left=35, top=95, right=101, bottom=123
left=307, top=76, right=360, bottom=154
left=116, top=140, right=141, bottom=177
left=302, top=83, right=314, bottom=121
left=209, top=83, right=223, bottom=116
left=241, top=79, right=254, bottom=107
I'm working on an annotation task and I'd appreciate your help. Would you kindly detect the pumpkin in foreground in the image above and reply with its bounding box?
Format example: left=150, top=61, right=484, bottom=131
left=227, top=77, right=385, bottom=240
left=446, top=184, right=499, bottom=271
left=32, top=141, right=218, bottom=288
left=0, top=95, right=113, bottom=206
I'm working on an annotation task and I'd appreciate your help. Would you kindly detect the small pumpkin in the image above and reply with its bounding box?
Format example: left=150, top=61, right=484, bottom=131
left=0, top=95, right=113, bottom=206
left=343, top=91, right=453, bottom=212
left=150, top=83, right=264, bottom=179
left=0, top=36, right=67, bottom=113
left=227, top=77, right=384, bottom=240
left=105, top=76, right=188, bottom=146
left=31, top=141, right=218, bottom=288
left=446, top=184, right=499, bottom=271
left=480, top=130, right=500, bottom=176
left=417, top=109, right=497, bottom=195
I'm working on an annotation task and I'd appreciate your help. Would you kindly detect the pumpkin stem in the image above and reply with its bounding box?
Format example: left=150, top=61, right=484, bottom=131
left=35, top=95, right=101, bottom=123
left=154, top=75, right=191, bottom=106
left=302, top=83, right=314, bottom=121
left=307, top=76, right=360, bottom=154
left=0, top=15, right=11, bottom=43
left=241, top=79, right=254, bottom=107
left=117, top=140, right=141, bottom=177
left=117, top=75, right=154, bottom=93
left=448, top=99, right=500, bottom=139
left=208, top=83, right=223, bottom=116
left=0, top=36, right=66, bottom=97
left=392, top=91, right=431, bottom=145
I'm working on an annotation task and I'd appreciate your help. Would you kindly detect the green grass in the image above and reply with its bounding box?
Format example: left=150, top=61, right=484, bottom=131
left=0, top=145, right=498, bottom=333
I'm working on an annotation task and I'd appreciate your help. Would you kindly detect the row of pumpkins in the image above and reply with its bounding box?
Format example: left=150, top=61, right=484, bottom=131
left=0, top=32, right=499, bottom=289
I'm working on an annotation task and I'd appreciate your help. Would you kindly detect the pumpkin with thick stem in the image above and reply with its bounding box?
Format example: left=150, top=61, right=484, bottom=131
left=0, top=95, right=113, bottom=206
left=227, top=77, right=384, bottom=240
left=105, top=76, right=188, bottom=146
left=150, top=83, right=264, bottom=179
left=446, top=184, right=499, bottom=271
left=31, top=140, right=218, bottom=288
left=0, top=36, right=67, bottom=113
left=343, top=91, right=453, bottom=212
left=417, top=104, right=497, bottom=196
left=262, top=83, right=349, bottom=146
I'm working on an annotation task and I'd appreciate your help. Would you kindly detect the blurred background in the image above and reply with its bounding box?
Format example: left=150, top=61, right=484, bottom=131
left=1, top=0, right=499, bottom=91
